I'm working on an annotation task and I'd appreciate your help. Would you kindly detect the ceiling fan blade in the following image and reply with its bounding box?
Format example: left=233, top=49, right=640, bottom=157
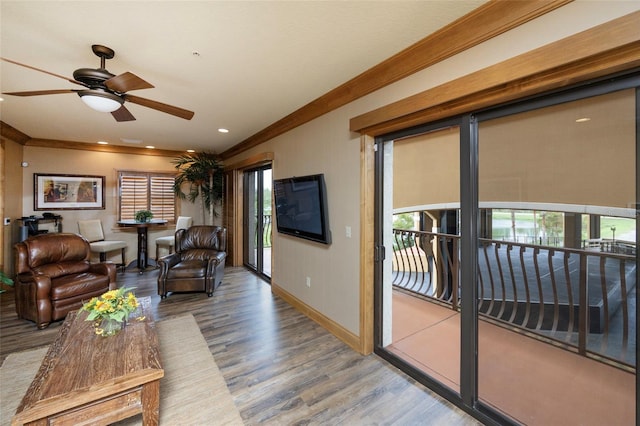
left=1, top=57, right=85, bottom=86
left=3, top=89, right=76, bottom=96
left=105, top=72, right=154, bottom=93
left=125, top=94, right=194, bottom=120
left=111, top=105, right=136, bottom=122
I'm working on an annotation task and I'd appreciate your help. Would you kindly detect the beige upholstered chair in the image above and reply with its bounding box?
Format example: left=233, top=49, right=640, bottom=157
left=155, top=216, right=192, bottom=260
left=78, top=219, right=127, bottom=271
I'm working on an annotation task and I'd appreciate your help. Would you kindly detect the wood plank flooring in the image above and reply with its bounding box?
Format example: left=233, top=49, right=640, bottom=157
left=0, top=267, right=480, bottom=425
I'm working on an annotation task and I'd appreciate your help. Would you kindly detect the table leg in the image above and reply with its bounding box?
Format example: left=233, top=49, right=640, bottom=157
left=137, top=226, right=148, bottom=271
left=141, top=380, right=160, bottom=425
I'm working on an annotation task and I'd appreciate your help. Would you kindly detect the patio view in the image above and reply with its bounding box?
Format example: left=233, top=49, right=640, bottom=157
left=391, top=210, right=636, bottom=368
left=379, top=85, right=637, bottom=424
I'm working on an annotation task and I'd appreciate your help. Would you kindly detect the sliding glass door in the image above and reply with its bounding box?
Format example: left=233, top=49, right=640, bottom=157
left=374, top=74, right=638, bottom=424
left=243, top=166, right=272, bottom=279
left=476, top=85, right=637, bottom=425
left=375, top=123, right=463, bottom=399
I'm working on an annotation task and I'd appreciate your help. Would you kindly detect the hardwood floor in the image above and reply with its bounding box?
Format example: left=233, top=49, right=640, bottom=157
left=0, top=267, right=480, bottom=425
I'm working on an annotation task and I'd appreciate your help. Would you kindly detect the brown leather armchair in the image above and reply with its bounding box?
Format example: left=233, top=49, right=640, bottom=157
left=14, top=233, right=117, bottom=329
left=157, top=226, right=227, bottom=298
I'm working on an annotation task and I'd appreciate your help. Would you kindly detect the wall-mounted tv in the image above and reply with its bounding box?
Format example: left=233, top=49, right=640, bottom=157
left=273, top=174, right=331, bottom=244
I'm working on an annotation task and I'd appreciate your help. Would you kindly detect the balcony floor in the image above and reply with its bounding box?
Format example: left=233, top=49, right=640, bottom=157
left=388, top=290, right=636, bottom=425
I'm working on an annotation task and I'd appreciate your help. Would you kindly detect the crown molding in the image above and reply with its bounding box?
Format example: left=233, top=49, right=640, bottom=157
left=0, top=121, right=30, bottom=145
left=26, top=137, right=184, bottom=157
left=350, top=11, right=640, bottom=135
left=0, top=120, right=187, bottom=157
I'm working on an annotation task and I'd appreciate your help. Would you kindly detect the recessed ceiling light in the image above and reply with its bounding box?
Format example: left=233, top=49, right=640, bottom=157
left=187, top=149, right=195, bottom=153
left=97, top=141, right=109, bottom=145
left=575, top=117, right=591, bottom=123
left=145, top=145, right=155, bottom=149
left=218, top=128, right=229, bottom=133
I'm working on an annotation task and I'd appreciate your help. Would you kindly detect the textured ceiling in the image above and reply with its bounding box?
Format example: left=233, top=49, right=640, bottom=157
left=1, top=1, right=485, bottom=154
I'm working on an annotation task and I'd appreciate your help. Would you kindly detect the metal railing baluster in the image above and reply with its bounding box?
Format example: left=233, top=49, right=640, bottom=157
left=390, top=228, right=636, bottom=370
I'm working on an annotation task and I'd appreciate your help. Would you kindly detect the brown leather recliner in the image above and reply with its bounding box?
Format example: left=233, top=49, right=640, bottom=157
left=157, top=226, right=227, bottom=298
left=14, top=233, right=117, bottom=329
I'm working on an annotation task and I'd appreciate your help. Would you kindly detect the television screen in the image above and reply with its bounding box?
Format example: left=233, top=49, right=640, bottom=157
left=273, top=174, right=331, bottom=244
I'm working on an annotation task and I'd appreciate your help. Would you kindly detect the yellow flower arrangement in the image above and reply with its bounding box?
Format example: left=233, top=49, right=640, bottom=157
left=82, top=287, right=139, bottom=336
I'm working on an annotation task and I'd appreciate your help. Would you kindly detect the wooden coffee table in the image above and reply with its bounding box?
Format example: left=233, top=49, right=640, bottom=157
left=12, top=297, right=163, bottom=426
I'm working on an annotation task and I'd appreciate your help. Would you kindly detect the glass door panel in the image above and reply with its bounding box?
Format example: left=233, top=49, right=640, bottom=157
left=477, top=89, right=636, bottom=424
left=379, top=126, right=462, bottom=395
left=244, top=166, right=272, bottom=279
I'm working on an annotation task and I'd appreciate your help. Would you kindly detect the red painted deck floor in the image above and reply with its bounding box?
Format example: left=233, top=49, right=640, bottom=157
left=388, top=290, right=635, bottom=425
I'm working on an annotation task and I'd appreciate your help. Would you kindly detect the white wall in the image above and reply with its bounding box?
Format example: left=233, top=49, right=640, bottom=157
left=227, top=2, right=640, bottom=336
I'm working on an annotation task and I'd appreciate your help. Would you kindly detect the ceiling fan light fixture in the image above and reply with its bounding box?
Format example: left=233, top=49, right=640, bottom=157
left=78, top=90, right=123, bottom=113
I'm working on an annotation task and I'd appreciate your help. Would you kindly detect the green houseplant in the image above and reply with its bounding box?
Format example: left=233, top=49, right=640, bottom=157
left=134, top=209, right=154, bottom=223
left=0, top=271, right=13, bottom=294
left=172, top=152, right=223, bottom=225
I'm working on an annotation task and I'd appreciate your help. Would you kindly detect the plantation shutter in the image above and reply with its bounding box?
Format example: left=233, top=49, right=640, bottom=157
left=150, top=176, right=175, bottom=222
left=119, top=172, right=176, bottom=222
left=120, top=174, right=149, bottom=221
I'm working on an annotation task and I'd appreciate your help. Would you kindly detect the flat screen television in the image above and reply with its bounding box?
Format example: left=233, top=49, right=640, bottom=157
left=273, top=174, right=331, bottom=244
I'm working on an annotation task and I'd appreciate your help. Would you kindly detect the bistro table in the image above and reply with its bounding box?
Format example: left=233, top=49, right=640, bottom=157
left=117, top=219, right=167, bottom=273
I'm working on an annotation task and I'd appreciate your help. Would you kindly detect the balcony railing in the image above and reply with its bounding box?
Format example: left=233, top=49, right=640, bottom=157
left=392, top=229, right=637, bottom=369
left=255, top=214, right=272, bottom=248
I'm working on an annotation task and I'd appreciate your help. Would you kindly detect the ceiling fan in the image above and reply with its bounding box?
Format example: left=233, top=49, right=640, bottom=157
left=1, top=44, right=194, bottom=122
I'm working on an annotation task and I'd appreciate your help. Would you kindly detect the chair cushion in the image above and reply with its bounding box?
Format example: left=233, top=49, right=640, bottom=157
left=90, top=240, right=127, bottom=253
left=17, top=233, right=90, bottom=271
left=155, top=235, right=175, bottom=247
left=181, top=249, right=223, bottom=262
left=50, top=272, right=111, bottom=300
left=167, top=260, right=207, bottom=279
left=180, top=230, right=220, bottom=251
left=33, top=260, right=90, bottom=279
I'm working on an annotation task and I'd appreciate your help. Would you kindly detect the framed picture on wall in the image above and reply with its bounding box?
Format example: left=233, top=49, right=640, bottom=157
left=34, top=174, right=105, bottom=210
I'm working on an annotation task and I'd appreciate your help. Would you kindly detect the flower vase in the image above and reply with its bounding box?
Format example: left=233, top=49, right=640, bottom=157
left=94, top=317, right=123, bottom=337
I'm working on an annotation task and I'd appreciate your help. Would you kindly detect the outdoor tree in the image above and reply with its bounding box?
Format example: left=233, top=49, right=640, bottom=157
left=538, top=211, right=563, bottom=244
left=393, top=213, right=415, bottom=230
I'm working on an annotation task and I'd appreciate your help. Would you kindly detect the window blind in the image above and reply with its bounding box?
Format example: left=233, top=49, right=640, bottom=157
left=119, top=172, right=176, bottom=222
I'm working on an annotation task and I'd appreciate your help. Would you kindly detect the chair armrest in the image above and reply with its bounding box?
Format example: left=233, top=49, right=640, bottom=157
left=88, top=262, right=117, bottom=285
left=212, top=251, right=226, bottom=263
left=158, top=253, right=181, bottom=278
left=16, top=272, right=52, bottom=300
left=158, top=253, right=180, bottom=268
left=15, top=272, right=53, bottom=329
left=204, top=250, right=226, bottom=274
left=205, top=252, right=225, bottom=274
left=206, top=258, right=219, bottom=276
